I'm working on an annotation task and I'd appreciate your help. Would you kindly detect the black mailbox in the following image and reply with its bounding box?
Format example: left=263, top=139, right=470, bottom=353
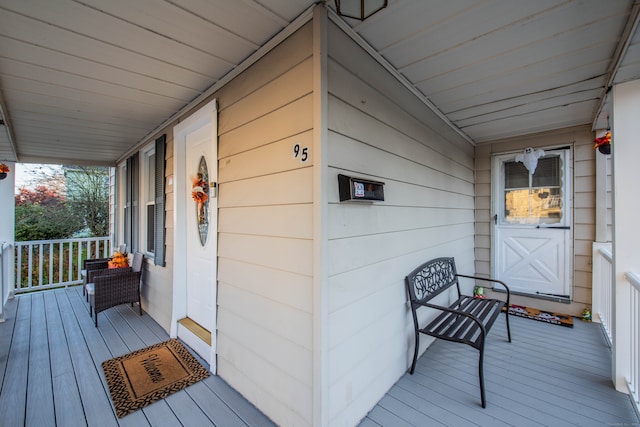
left=338, top=174, right=384, bottom=202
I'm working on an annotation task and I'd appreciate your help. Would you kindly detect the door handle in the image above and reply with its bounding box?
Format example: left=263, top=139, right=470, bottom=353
left=536, top=225, right=570, bottom=229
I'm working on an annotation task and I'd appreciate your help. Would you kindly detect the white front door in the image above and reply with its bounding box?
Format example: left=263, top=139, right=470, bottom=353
left=172, top=99, right=217, bottom=370
left=492, top=148, right=572, bottom=299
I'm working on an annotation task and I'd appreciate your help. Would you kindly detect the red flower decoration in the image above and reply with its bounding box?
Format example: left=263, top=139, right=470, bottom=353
left=593, top=131, right=611, bottom=149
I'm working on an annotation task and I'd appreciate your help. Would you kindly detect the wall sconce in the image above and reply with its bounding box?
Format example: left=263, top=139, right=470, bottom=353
left=335, top=0, right=388, bottom=21
left=0, top=163, right=10, bottom=180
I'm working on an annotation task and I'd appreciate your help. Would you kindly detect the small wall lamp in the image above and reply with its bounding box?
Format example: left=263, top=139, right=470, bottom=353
left=335, top=0, right=388, bottom=21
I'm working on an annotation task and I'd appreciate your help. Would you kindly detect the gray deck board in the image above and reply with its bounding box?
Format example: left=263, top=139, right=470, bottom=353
left=359, top=314, right=640, bottom=427
left=1, top=294, right=30, bottom=426
left=26, top=293, right=55, bottom=427
left=43, top=289, right=86, bottom=426
left=0, top=294, right=17, bottom=388
left=56, top=289, right=120, bottom=427
left=0, top=287, right=274, bottom=427
left=203, top=375, right=278, bottom=427
left=4, top=287, right=638, bottom=427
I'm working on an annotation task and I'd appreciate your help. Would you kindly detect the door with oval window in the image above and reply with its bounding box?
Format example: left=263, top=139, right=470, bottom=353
left=172, top=99, right=217, bottom=370
left=492, top=148, right=572, bottom=300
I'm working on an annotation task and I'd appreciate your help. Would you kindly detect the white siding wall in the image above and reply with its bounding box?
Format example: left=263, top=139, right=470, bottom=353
left=215, top=23, right=315, bottom=427
left=326, top=23, right=476, bottom=426
left=474, top=125, right=596, bottom=316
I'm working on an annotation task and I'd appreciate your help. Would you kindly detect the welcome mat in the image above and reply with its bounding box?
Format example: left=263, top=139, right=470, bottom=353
left=102, top=339, right=210, bottom=417
left=505, top=304, right=574, bottom=328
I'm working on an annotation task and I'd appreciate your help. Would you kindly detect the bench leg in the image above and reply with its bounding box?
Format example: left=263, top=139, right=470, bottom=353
left=478, top=339, right=486, bottom=408
left=409, top=330, right=420, bottom=374
left=505, top=310, right=512, bottom=342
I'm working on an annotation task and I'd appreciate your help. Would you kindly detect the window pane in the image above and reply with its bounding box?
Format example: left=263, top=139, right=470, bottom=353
left=504, top=187, right=562, bottom=224
left=147, top=204, right=155, bottom=253
left=532, top=156, right=560, bottom=187
left=504, top=161, right=529, bottom=189
left=147, top=153, right=156, bottom=202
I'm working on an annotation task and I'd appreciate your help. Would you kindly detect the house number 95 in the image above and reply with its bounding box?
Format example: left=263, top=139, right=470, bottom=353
left=293, top=144, right=309, bottom=162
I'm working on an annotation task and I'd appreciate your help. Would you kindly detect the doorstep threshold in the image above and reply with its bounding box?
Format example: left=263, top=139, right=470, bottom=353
left=178, top=317, right=212, bottom=345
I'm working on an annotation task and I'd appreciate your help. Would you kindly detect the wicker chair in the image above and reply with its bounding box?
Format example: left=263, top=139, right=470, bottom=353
left=86, top=251, right=144, bottom=326
left=82, top=258, right=110, bottom=300
left=88, top=269, right=142, bottom=327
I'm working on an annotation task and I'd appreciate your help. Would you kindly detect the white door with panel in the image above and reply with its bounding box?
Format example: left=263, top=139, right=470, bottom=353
left=492, top=148, right=572, bottom=299
left=172, top=99, right=217, bottom=370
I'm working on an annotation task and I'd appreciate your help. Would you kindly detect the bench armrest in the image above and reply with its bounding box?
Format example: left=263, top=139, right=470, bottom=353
left=456, top=274, right=511, bottom=305
left=415, top=300, right=487, bottom=337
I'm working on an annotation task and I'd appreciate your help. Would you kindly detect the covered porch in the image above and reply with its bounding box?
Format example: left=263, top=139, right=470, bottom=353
left=2, top=1, right=640, bottom=426
left=1, top=285, right=637, bottom=426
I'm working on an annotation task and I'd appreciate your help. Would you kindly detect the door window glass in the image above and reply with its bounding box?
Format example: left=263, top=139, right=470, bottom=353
left=503, top=156, right=562, bottom=225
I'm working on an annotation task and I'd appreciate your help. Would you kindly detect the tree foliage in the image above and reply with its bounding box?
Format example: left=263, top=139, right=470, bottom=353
left=15, top=186, right=83, bottom=241
left=14, top=164, right=110, bottom=241
left=65, top=166, right=110, bottom=237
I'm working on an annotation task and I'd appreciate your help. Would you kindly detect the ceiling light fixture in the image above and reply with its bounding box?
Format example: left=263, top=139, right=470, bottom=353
left=335, top=0, right=388, bottom=21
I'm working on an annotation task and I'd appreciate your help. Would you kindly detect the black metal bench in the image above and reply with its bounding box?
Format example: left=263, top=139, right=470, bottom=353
left=405, top=257, right=511, bottom=408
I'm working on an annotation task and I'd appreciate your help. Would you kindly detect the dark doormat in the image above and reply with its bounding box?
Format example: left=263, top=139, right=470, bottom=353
left=102, top=339, right=210, bottom=417
left=505, top=304, right=574, bottom=328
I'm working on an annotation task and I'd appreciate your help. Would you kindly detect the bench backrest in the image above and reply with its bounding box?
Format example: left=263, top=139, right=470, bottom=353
left=405, top=257, right=461, bottom=304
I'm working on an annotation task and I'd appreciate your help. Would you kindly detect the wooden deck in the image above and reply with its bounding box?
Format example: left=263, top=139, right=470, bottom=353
left=359, top=312, right=640, bottom=427
left=1, top=287, right=638, bottom=427
left=0, top=286, right=276, bottom=427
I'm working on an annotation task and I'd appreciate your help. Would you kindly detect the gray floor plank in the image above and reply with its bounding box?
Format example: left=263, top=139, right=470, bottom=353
left=431, top=344, right=633, bottom=421
left=0, top=295, right=18, bottom=387
left=64, top=286, right=152, bottom=427
left=359, top=315, right=640, bottom=427
left=0, top=288, right=276, bottom=427
left=164, top=391, right=215, bottom=426
left=376, top=394, right=447, bottom=426
left=44, top=290, right=87, bottom=427
left=204, top=375, right=278, bottom=427
left=26, top=293, right=55, bottom=427
left=55, top=289, right=121, bottom=427
left=17, top=288, right=638, bottom=427
left=366, top=406, right=415, bottom=427
left=185, top=381, right=249, bottom=427
left=0, top=296, right=30, bottom=427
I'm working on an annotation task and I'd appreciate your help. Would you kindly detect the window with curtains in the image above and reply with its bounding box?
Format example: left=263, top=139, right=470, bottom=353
left=120, top=134, right=166, bottom=266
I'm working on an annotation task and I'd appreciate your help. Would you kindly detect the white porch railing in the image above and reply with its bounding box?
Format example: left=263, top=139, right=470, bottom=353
left=592, top=242, right=613, bottom=345
left=624, top=271, right=640, bottom=416
left=14, top=237, right=111, bottom=294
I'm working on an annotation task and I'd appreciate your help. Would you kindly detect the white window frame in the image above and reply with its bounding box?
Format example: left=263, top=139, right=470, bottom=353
left=140, top=143, right=156, bottom=256
left=117, top=162, right=127, bottom=249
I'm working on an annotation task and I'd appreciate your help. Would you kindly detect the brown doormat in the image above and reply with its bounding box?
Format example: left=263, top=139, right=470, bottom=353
left=505, top=304, right=573, bottom=328
left=102, top=339, right=210, bottom=417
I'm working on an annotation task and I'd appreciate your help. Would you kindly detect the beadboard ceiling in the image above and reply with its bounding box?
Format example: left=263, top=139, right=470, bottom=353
left=0, top=0, right=638, bottom=165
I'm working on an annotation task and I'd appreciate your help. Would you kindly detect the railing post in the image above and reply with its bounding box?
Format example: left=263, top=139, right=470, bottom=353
left=592, top=243, right=613, bottom=345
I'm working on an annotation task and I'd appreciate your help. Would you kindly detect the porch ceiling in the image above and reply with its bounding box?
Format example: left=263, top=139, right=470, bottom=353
left=0, top=0, right=639, bottom=165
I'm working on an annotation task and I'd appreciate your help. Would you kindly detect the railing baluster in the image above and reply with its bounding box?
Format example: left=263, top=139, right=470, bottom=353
left=16, top=244, right=22, bottom=290
left=27, top=244, right=33, bottom=289
left=49, top=242, right=54, bottom=286
left=76, top=241, right=82, bottom=283
left=58, top=242, right=63, bottom=285
left=67, top=241, right=73, bottom=283
left=38, top=243, right=44, bottom=286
